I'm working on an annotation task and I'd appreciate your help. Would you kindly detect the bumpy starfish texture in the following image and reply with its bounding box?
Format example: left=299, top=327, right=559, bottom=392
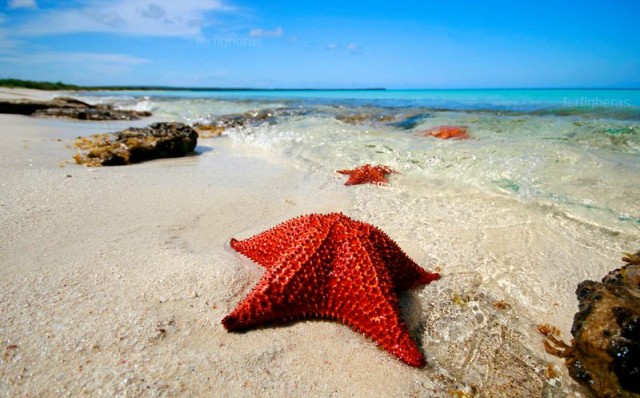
left=222, top=213, right=440, bottom=367
left=336, top=164, right=398, bottom=185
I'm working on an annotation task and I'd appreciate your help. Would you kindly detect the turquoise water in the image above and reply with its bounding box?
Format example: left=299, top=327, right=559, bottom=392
left=85, top=88, right=640, bottom=117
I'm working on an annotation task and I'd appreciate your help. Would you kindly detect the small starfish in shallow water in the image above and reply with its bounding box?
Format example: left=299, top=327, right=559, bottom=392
left=336, top=164, right=398, bottom=185
left=222, top=213, right=440, bottom=367
left=421, top=125, right=470, bottom=140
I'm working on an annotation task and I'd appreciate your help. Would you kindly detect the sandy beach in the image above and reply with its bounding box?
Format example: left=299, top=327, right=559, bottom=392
left=2, top=88, right=629, bottom=397
left=0, top=90, right=355, bottom=395
left=2, top=0, right=638, bottom=395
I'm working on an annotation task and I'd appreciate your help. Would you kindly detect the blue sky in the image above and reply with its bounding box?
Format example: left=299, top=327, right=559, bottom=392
left=0, top=0, right=638, bottom=88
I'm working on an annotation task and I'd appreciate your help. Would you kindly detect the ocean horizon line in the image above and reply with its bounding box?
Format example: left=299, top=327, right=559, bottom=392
left=79, top=86, right=640, bottom=92
left=2, top=79, right=639, bottom=92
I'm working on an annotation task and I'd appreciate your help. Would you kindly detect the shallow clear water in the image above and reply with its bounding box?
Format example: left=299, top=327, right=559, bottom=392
left=80, top=89, right=640, bottom=394
left=84, top=88, right=640, bottom=284
left=93, top=90, right=639, bottom=229
left=83, top=88, right=640, bottom=257
left=118, top=90, right=639, bottom=300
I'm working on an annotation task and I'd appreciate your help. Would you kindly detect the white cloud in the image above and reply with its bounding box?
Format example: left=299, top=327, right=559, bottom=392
left=9, top=0, right=37, bottom=9
left=346, top=43, right=362, bottom=54
left=13, top=0, right=231, bottom=37
left=248, top=26, right=283, bottom=37
left=288, top=35, right=298, bottom=43
left=325, top=43, right=338, bottom=51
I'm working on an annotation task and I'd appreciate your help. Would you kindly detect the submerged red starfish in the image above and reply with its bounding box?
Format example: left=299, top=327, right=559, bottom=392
left=336, top=164, right=398, bottom=185
left=222, top=213, right=440, bottom=367
left=421, top=125, right=470, bottom=140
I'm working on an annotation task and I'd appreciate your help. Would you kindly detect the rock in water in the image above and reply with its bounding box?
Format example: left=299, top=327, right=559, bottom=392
left=73, top=122, right=198, bottom=166
left=210, top=109, right=276, bottom=129
left=335, top=112, right=395, bottom=125
left=192, top=124, right=225, bottom=138
left=389, top=112, right=431, bottom=130
left=544, top=251, right=640, bottom=398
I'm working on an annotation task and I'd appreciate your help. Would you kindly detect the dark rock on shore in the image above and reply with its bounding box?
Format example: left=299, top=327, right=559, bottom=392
left=73, top=122, right=197, bottom=166
left=0, top=97, right=88, bottom=115
left=0, top=97, right=151, bottom=120
left=33, top=107, right=151, bottom=121
left=542, top=251, right=640, bottom=398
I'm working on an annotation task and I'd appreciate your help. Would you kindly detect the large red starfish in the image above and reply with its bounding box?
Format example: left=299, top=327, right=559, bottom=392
left=336, top=164, right=398, bottom=185
left=222, top=213, right=440, bottom=367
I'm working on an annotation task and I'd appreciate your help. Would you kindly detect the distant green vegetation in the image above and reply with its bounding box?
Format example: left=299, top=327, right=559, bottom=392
left=0, top=78, right=387, bottom=91
left=0, top=78, right=83, bottom=90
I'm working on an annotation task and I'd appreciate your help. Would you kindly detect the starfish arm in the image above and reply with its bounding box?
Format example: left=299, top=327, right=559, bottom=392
left=230, top=213, right=340, bottom=269
left=345, top=169, right=372, bottom=185
left=222, top=238, right=335, bottom=331
left=325, top=220, right=426, bottom=367
left=371, top=171, right=389, bottom=185
left=336, top=169, right=354, bottom=175
left=223, top=216, right=338, bottom=330
left=367, top=226, right=440, bottom=290
left=343, top=175, right=360, bottom=185
left=381, top=166, right=399, bottom=174
left=221, top=272, right=302, bottom=331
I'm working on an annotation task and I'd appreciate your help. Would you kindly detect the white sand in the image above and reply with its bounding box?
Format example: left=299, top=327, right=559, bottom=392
left=0, top=89, right=590, bottom=397
left=0, top=87, right=63, bottom=101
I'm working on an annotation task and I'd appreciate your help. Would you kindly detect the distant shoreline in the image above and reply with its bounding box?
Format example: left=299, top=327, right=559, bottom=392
left=0, top=79, right=387, bottom=92
left=79, top=87, right=390, bottom=92
left=2, top=78, right=639, bottom=92
left=74, top=87, right=640, bottom=92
